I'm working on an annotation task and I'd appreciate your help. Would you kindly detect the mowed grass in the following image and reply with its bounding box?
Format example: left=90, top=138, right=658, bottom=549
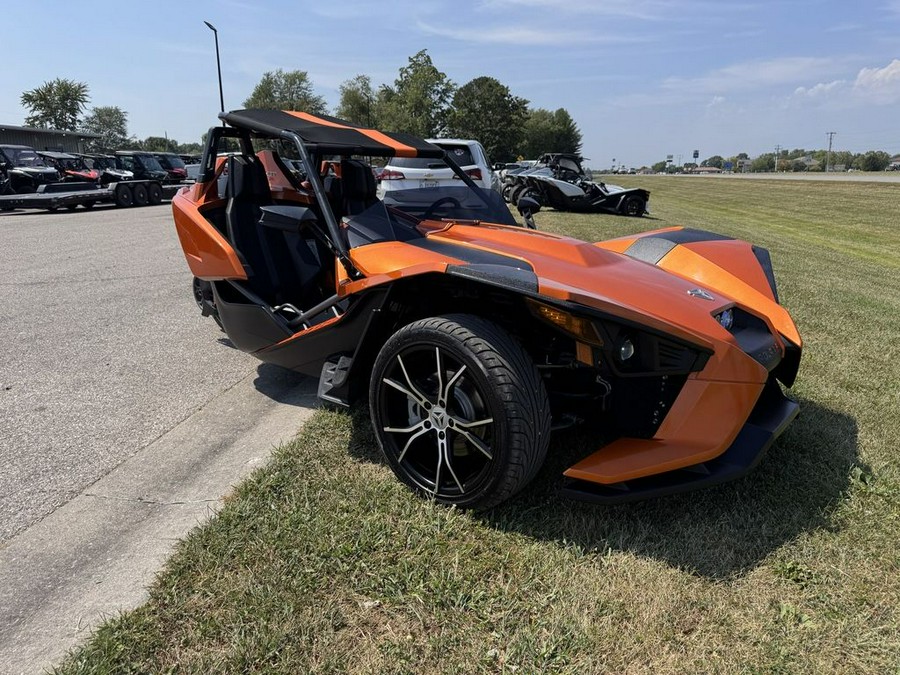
left=58, top=177, right=900, bottom=673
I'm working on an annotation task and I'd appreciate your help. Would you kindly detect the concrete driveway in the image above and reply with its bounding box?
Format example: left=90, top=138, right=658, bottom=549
left=0, top=203, right=317, bottom=672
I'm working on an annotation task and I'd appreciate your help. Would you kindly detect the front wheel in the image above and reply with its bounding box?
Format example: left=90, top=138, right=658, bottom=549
left=370, top=315, right=551, bottom=510
left=621, top=194, right=645, bottom=217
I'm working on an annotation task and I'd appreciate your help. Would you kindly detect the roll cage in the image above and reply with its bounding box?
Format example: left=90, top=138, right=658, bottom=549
left=199, top=110, right=493, bottom=280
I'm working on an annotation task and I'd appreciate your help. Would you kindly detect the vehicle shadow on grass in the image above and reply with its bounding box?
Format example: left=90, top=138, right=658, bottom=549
left=489, top=397, right=861, bottom=579
left=347, top=397, right=862, bottom=580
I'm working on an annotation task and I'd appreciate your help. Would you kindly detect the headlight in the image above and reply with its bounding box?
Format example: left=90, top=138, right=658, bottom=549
left=527, top=299, right=603, bottom=345
left=616, top=337, right=635, bottom=362
left=715, top=308, right=734, bottom=330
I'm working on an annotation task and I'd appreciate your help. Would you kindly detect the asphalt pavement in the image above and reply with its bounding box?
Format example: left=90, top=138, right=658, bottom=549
left=0, top=203, right=318, bottom=672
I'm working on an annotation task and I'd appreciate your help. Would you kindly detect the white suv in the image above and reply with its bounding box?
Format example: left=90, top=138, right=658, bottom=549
left=377, top=138, right=499, bottom=198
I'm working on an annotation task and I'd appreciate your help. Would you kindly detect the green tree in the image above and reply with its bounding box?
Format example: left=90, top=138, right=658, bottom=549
left=176, top=142, right=203, bottom=155
left=447, top=76, right=528, bottom=163
left=551, top=108, right=582, bottom=155
left=702, top=155, right=724, bottom=168
left=21, top=78, right=90, bottom=130
left=243, top=69, right=327, bottom=113
left=651, top=160, right=668, bottom=173
left=80, top=106, right=129, bottom=152
left=140, top=136, right=178, bottom=152
left=853, top=150, right=891, bottom=172
left=518, top=108, right=583, bottom=157
left=750, top=153, right=774, bottom=172
left=378, top=50, right=455, bottom=137
left=335, top=75, right=376, bottom=127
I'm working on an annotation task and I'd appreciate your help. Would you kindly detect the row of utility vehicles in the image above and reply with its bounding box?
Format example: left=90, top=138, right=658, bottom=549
left=0, top=146, right=194, bottom=212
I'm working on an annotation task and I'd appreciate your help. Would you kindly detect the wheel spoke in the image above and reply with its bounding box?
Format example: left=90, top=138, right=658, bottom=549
left=383, top=419, right=427, bottom=434
left=398, top=425, right=432, bottom=463
left=452, top=415, right=493, bottom=429
left=455, top=428, right=493, bottom=461
left=442, top=364, right=467, bottom=403
left=382, top=376, right=427, bottom=408
left=397, top=354, right=430, bottom=406
left=440, top=436, right=465, bottom=494
left=435, top=347, right=445, bottom=406
left=433, top=436, right=443, bottom=496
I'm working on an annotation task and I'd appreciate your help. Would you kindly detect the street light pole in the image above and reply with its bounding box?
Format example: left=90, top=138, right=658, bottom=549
left=203, top=21, right=225, bottom=121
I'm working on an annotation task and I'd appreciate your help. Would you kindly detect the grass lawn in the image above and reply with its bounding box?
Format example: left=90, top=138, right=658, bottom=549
left=57, top=177, right=900, bottom=674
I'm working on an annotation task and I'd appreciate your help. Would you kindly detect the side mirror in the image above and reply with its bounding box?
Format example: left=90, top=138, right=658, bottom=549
left=516, top=196, right=541, bottom=229
left=493, top=163, right=504, bottom=171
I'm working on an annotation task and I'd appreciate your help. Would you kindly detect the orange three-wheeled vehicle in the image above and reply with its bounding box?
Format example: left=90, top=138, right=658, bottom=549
left=172, top=109, right=801, bottom=509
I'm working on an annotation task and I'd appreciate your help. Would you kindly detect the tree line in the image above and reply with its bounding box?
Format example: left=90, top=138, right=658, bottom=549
left=18, top=51, right=582, bottom=162
left=242, top=50, right=582, bottom=162
left=18, top=78, right=202, bottom=154
left=650, top=147, right=896, bottom=174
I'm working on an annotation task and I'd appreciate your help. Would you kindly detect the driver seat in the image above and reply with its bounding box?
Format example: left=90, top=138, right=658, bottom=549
left=339, top=159, right=407, bottom=247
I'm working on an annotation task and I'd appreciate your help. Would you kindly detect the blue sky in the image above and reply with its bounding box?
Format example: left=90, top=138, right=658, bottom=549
left=3, top=1, right=899, bottom=166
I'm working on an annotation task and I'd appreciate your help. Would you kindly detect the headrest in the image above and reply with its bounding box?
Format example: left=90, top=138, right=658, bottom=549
left=226, top=155, right=270, bottom=201
left=341, top=159, right=376, bottom=200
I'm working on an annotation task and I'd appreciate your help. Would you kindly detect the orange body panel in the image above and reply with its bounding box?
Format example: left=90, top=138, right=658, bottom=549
left=564, top=380, right=763, bottom=483
left=172, top=189, right=246, bottom=280
left=596, top=227, right=802, bottom=347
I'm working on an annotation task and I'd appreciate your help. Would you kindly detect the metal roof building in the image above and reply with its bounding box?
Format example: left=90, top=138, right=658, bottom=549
left=0, top=124, right=99, bottom=153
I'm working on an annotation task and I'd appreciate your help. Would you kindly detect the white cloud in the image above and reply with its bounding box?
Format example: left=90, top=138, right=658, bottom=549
left=853, top=59, right=900, bottom=102
left=790, top=59, right=900, bottom=106
left=664, top=57, right=841, bottom=95
left=794, top=80, right=846, bottom=98
left=478, top=0, right=757, bottom=21
left=416, top=20, right=646, bottom=45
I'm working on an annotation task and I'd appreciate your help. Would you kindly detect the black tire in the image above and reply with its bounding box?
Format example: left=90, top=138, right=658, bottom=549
left=147, top=182, right=163, bottom=205
left=370, top=314, right=551, bottom=510
left=132, top=183, right=149, bottom=206
left=115, top=185, right=134, bottom=207
left=621, top=194, right=645, bottom=217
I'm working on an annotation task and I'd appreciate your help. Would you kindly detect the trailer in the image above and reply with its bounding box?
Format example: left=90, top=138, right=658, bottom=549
left=0, top=179, right=187, bottom=212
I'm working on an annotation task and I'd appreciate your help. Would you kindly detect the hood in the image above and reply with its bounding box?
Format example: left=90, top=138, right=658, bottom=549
left=425, top=223, right=731, bottom=344
left=15, top=166, right=57, bottom=177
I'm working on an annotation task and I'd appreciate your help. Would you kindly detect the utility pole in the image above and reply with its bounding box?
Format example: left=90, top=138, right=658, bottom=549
left=825, top=131, right=836, bottom=172
left=774, top=144, right=781, bottom=173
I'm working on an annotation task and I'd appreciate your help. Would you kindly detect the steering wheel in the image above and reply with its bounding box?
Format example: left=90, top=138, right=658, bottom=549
left=422, top=196, right=462, bottom=221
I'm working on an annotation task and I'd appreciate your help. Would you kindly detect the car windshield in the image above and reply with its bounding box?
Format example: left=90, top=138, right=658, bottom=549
left=389, top=145, right=477, bottom=170
left=341, top=185, right=517, bottom=248
left=59, top=157, right=83, bottom=170
left=137, top=155, right=164, bottom=171
left=438, top=145, right=477, bottom=166
left=7, top=149, right=48, bottom=167
left=160, top=155, right=186, bottom=170
left=390, top=157, right=451, bottom=170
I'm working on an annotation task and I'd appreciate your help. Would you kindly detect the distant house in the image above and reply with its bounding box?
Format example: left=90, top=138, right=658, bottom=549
left=890, top=154, right=900, bottom=171
left=0, top=123, right=99, bottom=153
left=691, top=166, right=722, bottom=174
left=795, top=155, right=821, bottom=170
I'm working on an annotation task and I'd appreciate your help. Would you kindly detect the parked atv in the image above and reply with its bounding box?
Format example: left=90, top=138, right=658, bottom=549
left=0, top=145, right=59, bottom=193
left=504, top=153, right=649, bottom=216
left=76, top=154, right=134, bottom=185
left=37, top=151, right=100, bottom=183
